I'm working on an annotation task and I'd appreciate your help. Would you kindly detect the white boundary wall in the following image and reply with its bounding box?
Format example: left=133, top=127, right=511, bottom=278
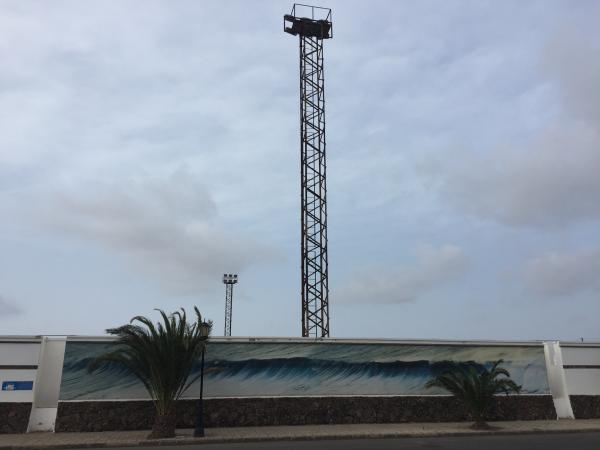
left=0, top=337, right=40, bottom=403
left=1, top=336, right=599, bottom=432
left=561, top=344, right=600, bottom=396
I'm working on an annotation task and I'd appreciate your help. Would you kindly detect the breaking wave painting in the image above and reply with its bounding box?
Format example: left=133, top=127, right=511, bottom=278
left=59, top=341, right=550, bottom=400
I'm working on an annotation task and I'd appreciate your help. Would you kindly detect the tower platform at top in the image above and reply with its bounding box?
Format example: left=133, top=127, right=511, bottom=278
left=284, top=4, right=332, bottom=39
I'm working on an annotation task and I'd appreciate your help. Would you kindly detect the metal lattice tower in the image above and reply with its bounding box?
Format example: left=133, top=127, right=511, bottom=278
left=223, top=273, right=238, bottom=336
left=284, top=4, right=332, bottom=338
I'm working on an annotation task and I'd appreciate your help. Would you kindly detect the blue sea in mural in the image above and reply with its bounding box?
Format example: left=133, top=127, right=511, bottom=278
left=59, top=341, right=550, bottom=400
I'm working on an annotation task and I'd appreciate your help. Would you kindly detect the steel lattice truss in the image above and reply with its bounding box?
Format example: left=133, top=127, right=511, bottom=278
left=224, top=283, right=233, bottom=336
left=223, top=273, right=237, bottom=337
left=284, top=4, right=332, bottom=338
left=299, top=34, right=329, bottom=338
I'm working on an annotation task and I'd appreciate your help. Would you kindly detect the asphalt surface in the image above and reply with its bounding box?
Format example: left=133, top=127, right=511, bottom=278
left=98, top=432, right=600, bottom=450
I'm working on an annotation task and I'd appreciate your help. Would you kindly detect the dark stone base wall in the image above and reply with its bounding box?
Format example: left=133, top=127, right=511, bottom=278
left=0, top=403, right=32, bottom=434
left=56, top=395, right=556, bottom=432
left=571, top=395, right=600, bottom=419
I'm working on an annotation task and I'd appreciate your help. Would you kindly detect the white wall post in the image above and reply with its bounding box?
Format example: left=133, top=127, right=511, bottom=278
left=543, top=341, right=575, bottom=419
left=27, top=336, right=67, bottom=432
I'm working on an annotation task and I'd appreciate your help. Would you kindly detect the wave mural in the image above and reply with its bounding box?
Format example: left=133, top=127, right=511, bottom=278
left=59, top=341, right=550, bottom=400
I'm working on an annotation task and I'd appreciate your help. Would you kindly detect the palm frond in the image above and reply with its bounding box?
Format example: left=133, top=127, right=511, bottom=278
left=89, top=307, right=212, bottom=416
left=426, top=359, right=521, bottom=424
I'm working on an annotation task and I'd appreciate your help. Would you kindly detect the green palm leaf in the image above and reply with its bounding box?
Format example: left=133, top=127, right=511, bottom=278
left=426, top=359, right=521, bottom=428
left=88, top=307, right=212, bottom=438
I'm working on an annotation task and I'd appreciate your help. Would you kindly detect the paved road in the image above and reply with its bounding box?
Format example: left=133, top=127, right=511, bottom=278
left=100, top=432, right=600, bottom=450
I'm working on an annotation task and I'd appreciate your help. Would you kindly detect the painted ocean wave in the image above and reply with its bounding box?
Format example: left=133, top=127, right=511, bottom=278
left=59, top=342, right=549, bottom=400
left=207, top=358, right=486, bottom=379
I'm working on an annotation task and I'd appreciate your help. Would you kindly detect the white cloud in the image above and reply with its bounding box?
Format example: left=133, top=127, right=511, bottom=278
left=542, top=29, right=600, bottom=124
left=335, top=245, right=467, bottom=304
left=429, top=31, right=600, bottom=228
left=0, top=295, right=22, bottom=317
left=436, top=121, right=600, bottom=227
left=35, top=169, right=277, bottom=296
left=524, top=249, right=600, bottom=297
left=1, top=1, right=599, bottom=338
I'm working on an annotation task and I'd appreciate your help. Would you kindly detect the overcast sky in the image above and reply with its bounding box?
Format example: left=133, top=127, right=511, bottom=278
left=1, top=0, right=599, bottom=340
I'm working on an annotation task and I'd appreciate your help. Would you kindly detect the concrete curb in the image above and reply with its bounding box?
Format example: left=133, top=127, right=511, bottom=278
left=3, top=426, right=600, bottom=450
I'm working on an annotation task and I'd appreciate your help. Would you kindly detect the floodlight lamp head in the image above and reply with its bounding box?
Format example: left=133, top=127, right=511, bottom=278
left=284, top=4, right=332, bottom=39
left=223, top=273, right=239, bottom=284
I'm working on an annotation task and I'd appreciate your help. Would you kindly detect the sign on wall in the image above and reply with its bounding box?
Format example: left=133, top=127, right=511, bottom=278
left=2, top=381, right=34, bottom=391
left=59, top=341, right=550, bottom=400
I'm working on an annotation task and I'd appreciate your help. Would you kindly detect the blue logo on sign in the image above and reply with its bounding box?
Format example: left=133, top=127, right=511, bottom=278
left=2, top=381, right=34, bottom=391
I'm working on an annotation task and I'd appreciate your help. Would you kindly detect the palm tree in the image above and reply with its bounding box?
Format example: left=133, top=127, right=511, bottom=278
left=425, top=359, right=521, bottom=429
left=89, top=307, right=212, bottom=439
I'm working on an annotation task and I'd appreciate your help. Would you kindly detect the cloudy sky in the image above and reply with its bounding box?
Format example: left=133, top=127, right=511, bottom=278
left=1, top=0, right=599, bottom=340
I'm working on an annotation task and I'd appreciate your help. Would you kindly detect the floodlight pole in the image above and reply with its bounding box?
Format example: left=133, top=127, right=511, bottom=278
left=284, top=4, right=332, bottom=338
left=193, top=321, right=210, bottom=438
left=193, top=347, right=206, bottom=437
left=223, top=274, right=238, bottom=336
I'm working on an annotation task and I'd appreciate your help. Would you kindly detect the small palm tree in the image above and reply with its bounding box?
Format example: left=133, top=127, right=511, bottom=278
left=425, top=359, right=521, bottom=429
left=89, top=307, right=211, bottom=439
